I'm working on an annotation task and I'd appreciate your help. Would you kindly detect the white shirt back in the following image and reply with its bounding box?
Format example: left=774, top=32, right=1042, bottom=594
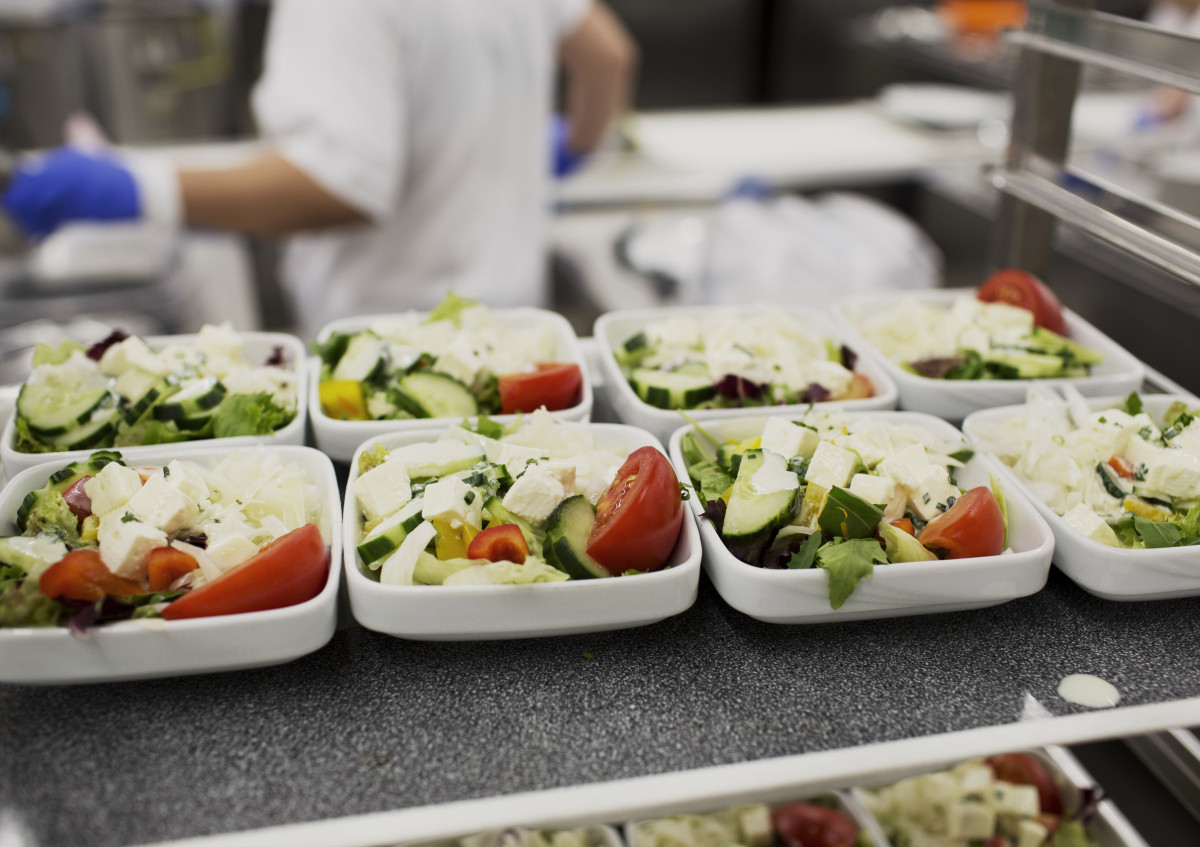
left=253, top=0, right=588, bottom=338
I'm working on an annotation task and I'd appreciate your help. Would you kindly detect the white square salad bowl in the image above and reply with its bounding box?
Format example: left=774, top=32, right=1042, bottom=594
left=667, top=410, right=1055, bottom=624
left=1, top=331, right=309, bottom=477
left=832, top=288, right=1145, bottom=421
left=311, top=308, right=594, bottom=462
left=342, top=421, right=702, bottom=640
left=593, top=305, right=900, bottom=444
left=964, top=393, right=1200, bottom=601
left=0, top=444, right=341, bottom=684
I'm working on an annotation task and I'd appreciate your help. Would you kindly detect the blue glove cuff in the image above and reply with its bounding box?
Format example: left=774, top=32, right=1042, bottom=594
left=2, top=147, right=141, bottom=238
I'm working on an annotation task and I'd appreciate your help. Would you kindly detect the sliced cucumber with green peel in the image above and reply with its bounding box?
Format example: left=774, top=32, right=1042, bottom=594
left=723, top=449, right=801, bottom=540
left=121, top=379, right=174, bottom=425
left=358, top=499, right=425, bottom=567
left=332, top=332, right=388, bottom=382
left=152, top=378, right=226, bottom=429
left=393, top=372, right=478, bottom=419
left=17, top=380, right=112, bottom=438
left=49, top=407, right=122, bottom=451
left=544, top=495, right=610, bottom=579
left=630, top=368, right=715, bottom=410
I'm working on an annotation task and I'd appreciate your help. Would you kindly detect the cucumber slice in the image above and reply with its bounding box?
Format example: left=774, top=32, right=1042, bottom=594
left=630, top=368, right=715, bottom=410
left=152, top=378, right=226, bottom=429
left=461, top=462, right=512, bottom=496
left=544, top=495, right=610, bottom=579
left=17, top=380, right=112, bottom=437
left=393, top=372, right=478, bottom=419
left=358, top=499, right=425, bottom=567
left=48, top=407, right=122, bottom=451
left=332, top=332, right=387, bottom=382
left=723, top=449, right=801, bottom=540
left=121, top=379, right=174, bottom=425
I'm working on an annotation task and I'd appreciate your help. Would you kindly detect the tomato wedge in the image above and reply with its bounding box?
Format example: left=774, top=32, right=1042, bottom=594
left=586, top=446, right=682, bottom=574
left=1107, top=456, right=1135, bottom=479
left=977, top=268, right=1067, bottom=335
left=917, top=487, right=1005, bottom=559
left=40, top=549, right=144, bottom=603
left=147, top=546, right=199, bottom=592
left=771, top=801, right=859, bottom=847
left=497, top=362, right=582, bottom=414
left=162, top=523, right=328, bottom=620
left=987, top=752, right=1062, bottom=815
left=467, top=524, right=529, bottom=563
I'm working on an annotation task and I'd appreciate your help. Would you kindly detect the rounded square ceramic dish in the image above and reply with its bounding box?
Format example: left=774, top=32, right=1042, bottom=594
left=1, top=331, right=308, bottom=477
left=0, top=444, right=341, bottom=684
left=667, top=410, right=1055, bottom=624
left=626, top=791, right=888, bottom=847
left=832, top=288, right=1145, bottom=421
left=593, top=305, right=899, bottom=444
left=854, top=746, right=1148, bottom=847
left=343, top=421, right=701, bottom=640
left=964, top=394, right=1200, bottom=601
left=311, top=308, right=593, bottom=462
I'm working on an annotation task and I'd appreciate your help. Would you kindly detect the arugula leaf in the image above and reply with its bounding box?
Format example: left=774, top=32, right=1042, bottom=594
left=786, top=532, right=822, bottom=570
left=424, top=292, right=479, bottom=326
left=1107, top=515, right=1143, bottom=549
left=310, top=331, right=354, bottom=367
left=818, top=487, right=884, bottom=540
left=1120, top=391, right=1143, bottom=416
left=1134, top=516, right=1182, bottom=548
left=817, top=538, right=887, bottom=609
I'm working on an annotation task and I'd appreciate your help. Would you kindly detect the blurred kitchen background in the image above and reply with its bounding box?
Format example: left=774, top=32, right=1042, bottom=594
left=0, top=0, right=1197, bottom=394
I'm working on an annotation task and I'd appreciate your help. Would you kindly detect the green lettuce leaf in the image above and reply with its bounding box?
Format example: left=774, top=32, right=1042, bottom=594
left=31, top=340, right=85, bottom=367
left=211, top=393, right=294, bottom=439
left=115, top=417, right=191, bottom=446
left=817, top=537, right=887, bottom=609
left=1120, top=391, right=1143, bottom=416
left=424, top=291, right=480, bottom=327
left=786, top=532, right=822, bottom=570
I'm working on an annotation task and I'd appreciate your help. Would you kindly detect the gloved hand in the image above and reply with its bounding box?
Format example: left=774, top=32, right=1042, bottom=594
left=2, top=147, right=142, bottom=238
left=551, top=114, right=588, bottom=178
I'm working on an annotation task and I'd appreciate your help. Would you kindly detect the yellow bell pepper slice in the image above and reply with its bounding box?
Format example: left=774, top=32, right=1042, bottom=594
left=319, top=380, right=368, bottom=420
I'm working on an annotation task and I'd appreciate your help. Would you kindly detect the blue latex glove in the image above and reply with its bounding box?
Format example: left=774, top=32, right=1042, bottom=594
left=551, top=115, right=587, bottom=178
left=2, top=147, right=140, bottom=238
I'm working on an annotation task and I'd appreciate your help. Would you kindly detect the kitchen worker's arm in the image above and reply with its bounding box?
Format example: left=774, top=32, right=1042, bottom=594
left=557, top=1, right=638, bottom=157
left=179, top=154, right=368, bottom=237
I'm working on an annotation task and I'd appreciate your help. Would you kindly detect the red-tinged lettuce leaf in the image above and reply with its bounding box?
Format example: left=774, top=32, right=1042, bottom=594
left=816, top=537, right=887, bottom=609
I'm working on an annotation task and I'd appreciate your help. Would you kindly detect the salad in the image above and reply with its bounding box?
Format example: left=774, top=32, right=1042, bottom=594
left=630, top=798, right=869, bottom=847
left=612, top=310, right=874, bottom=411
left=850, top=272, right=1103, bottom=381
left=0, top=448, right=328, bottom=630
left=968, top=388, right=1200, bottom=550
left=13, top=323, right=298, bottom=453
left=860, top=752, right=1097, bottom=847
left=680, top=411, right=1007, bottom=609
left=315, top=294, right=582, bottom=421
left=353, top=410, right=683, bottom=586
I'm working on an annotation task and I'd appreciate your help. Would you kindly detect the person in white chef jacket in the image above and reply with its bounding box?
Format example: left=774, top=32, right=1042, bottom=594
left=1, top=0, right=637, bottom=339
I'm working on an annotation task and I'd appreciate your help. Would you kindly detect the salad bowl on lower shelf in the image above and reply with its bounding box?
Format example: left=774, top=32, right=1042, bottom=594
left=342, top=414, right=701, bottom=640
left=964, top=390, right=1200, bottom=601
left=668, top=409, right=1054, bottom=624
left=0, top=444, right=341, bottom=684
left=833, top=288, right=1145, bottom=421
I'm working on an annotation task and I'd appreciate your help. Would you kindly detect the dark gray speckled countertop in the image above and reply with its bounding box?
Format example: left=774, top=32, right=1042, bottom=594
left=3, top=567, right=1200, bottom=847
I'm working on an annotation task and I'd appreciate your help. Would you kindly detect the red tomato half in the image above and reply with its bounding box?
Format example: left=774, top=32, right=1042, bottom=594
left=40, top=549, right=144, bottom=603
left=987, top=753, right=1062, bottom=815
left=147, top=546, right=199, bottom=592
left=917, top=487, right=1005, bottom=560
left=771, top=802, right=859, bottom=847
left=467, top=524, right=528, bottom=563
left=498, top=363, right=583, bottom=414
left=977, top=268, right=1067, bottom=335
left=162, top=523, right=328, bottom=620
left=585, top=446, right=682, bottom=574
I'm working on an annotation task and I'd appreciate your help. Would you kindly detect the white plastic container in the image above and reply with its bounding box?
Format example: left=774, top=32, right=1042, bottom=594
left=311, top=308, right=593, bottom=462
left=964, top=394, right=1200, bottom=601
left=667, top=410, right=1055, bottom=624
left=593, top=305, right=899, bottom=444
left=0, top=444, right=341, bottom=684
left=1, top=331, right=309, bottom=477
left=833, top=288, right=1145, bottom=421
left=342, top=422, right=701, bottom=641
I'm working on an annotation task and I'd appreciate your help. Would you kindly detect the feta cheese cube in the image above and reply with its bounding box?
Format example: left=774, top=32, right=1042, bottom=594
left=354, top=461, right=412, bottom=523
left=907, top=466, right=962, bottom=523
left=113, top=367, right=159, bottom=402
left=804, top=441, right=858, bottom=491
left=489, top=441, right=549, bottom=478
left=1143, top=452, right=1200, bottom=501
left=84, top=462, right=145, bottom=517
left=531, top=460, right=576, bottom=492
left=1061, top=503, right=1121, bottom=547
left=434, top=335, right=485, bottom=388
left=991, top=783, right=1039, bottom=817
left=98, top=513, right=167, bottom=580
left=1016, top=818, right=1049, bottom=847
left=876, top=443, right=929, bottom=492
left=502, top=469, right=566, bottom=524
left=164, top=460, right=210, bottom=505
left=571, top=451, right=623, bottom=504
left=98, top=336, right=169, bottom=377
left=205, top=534, right=261, bottom=572
left=847, top=473, right=906, bottom=520
left=126, top=473, right=197, bottom=535
left=421, top=477, right=483, bottom=529
left=761, top=418, right=820, bottom=460
left=947, top=802, right=996, bottom=841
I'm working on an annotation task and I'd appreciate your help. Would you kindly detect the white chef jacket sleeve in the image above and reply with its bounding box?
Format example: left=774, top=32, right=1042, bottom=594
left=549, top=0, right=592, bottom=39
left=252, top=0, right=402, bottom=220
